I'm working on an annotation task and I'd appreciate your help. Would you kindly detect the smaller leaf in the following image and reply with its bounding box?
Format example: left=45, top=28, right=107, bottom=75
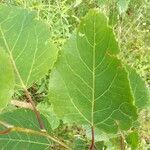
left=37, top=102, right=60, bottom=130
left=95, top=141, right=106, bottom=150
left=73, top=137, right=87, bottom=150
left=127, top=66, right=150, bottom=109
left=118, top=0, right=130, bottom=14
left=0, top=109, right=52, bottom=150
left=126, top=131, right=139, bottom=150
left=0, top=5, right=58, bottom=88
left=0, top=49, right=14, bottom=110
left=84, top=125, right=118, bottom=142
left=98, top=0, right=130, bottom=14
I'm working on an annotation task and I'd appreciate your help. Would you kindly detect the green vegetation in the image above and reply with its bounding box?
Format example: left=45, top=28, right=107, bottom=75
left=0, top=0, right=149, bottom=149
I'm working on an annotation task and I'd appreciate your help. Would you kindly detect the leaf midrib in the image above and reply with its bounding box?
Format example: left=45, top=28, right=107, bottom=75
left=0, top=27, right=26, bottom=89
left=91, top=15, right=96, bottom=126
left=0, top=137, right=51, bottom=146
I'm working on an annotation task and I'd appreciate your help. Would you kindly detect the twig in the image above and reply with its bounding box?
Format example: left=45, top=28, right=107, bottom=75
left=90, top=126, right=95, bottom=150
left=24, top=90, right=45, bottom=130
left=115, top=121, right=126, bottom=150
left=120, top=135, right=125, bottom=150
left=0, top=121, right=71, bottom=150
left=0, top=128, right=12, bottom=134
left=11, top=100, right=33, bottom=110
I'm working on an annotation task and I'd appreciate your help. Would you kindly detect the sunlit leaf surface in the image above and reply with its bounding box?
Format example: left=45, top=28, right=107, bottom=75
left=0, top=5, right=58, bottom=88
left=48, top=10, right=137, bottom=133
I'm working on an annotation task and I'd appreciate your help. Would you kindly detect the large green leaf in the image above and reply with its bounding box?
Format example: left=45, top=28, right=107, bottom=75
left=0, top=109, right=52, bottom=150
left=48, top=10, right=137, bottom=133
left=0, top=49, right=14, bottom=110
left=127, top=67, right=150, bottom=109
left=0, top=5, right=58, bottom=88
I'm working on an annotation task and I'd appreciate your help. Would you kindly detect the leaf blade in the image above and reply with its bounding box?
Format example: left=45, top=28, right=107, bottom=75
left=48, top=10, right=137, bottom=133
left=127, top=66, right=150, bottom=109
left=0, top=109, right=52, bottom=150
left=0, top=5, right=58, bottom=88
left=0, top=49, right=14, bottom=110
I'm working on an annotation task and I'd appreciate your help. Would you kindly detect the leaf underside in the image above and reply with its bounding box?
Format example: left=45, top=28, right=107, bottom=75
left=0, top=5, right=58, bottom=88
left=0, top=109, right=52, bottom=150
left=98, top=0, right=131, bottom=14
left=118, top=0, right=131, bottom=13
left=48, top=9, right=137, bottom=133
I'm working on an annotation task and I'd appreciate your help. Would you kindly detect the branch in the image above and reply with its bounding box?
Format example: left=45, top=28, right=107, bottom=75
left=90, top=126, right=95, bottom=150
left=24, top=90, right=45, bottom=130
left=11, top=100, right=33, bottom=110
left=0, top=121, right=71, bottom=150
left=120, top=135, right=125, bottom=150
